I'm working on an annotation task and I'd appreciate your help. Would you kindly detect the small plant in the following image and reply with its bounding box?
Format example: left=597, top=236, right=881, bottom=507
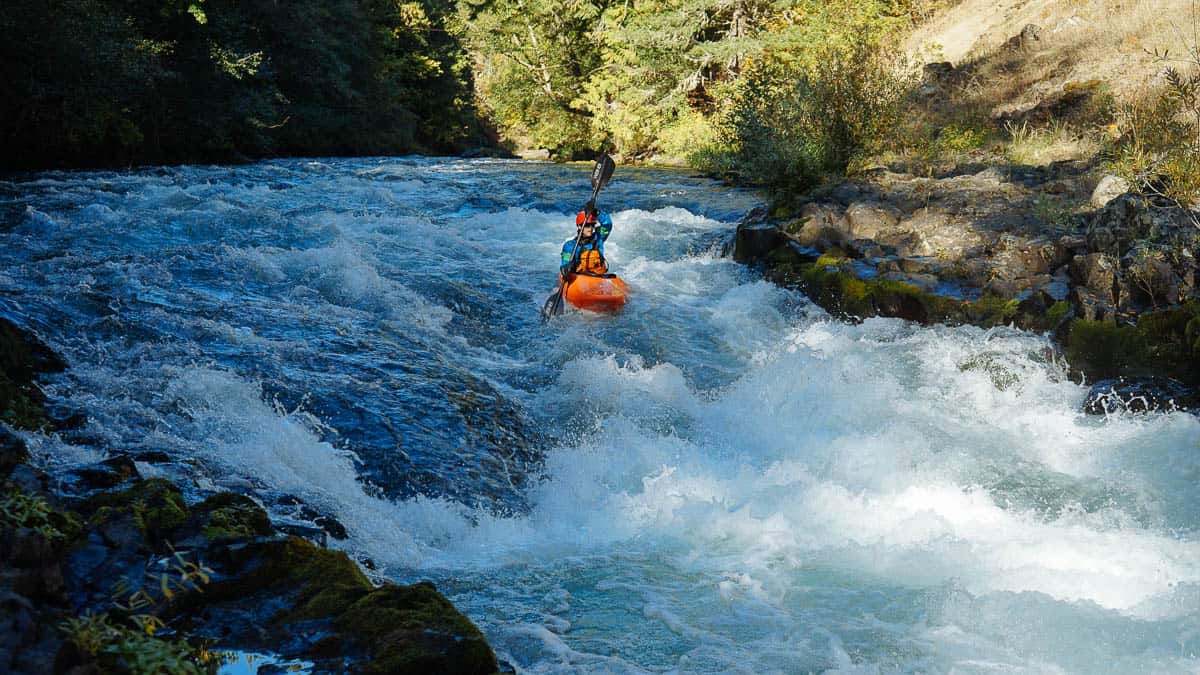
left=112, top=547, right=213, bottom=637
left=1110, top=3, right=1200, bottom=225
left=60, top=611, right=212, bottom=675
left=1128, top=244, right=1176, bottom=308
left=60, top=548, right=217, bottom=674
left=0, top=488, right=69, bottom=540
left=935, top=123, right=988, bottom=152
left=1033, top=193, right=1076, bottom=234
left=60, top=612, right=114, bottom=657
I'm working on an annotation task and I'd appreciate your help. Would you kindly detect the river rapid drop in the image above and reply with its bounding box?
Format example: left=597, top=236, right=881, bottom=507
left=3, top=157, right=1200, bottom=673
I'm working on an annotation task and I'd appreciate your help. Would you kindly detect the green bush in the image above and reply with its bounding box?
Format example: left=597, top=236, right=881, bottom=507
left=1111, top=62, right=1200, bottom=215
left=694, top=35, right=913, bottom=195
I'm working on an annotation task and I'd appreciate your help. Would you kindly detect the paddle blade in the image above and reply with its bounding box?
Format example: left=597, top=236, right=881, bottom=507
left=591, top=154, right=615, bottom=193
left=541, top=287, right=566, bottom=321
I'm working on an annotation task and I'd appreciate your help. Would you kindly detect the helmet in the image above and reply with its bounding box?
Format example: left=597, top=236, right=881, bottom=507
left=576, top=210, right=598, bottom=226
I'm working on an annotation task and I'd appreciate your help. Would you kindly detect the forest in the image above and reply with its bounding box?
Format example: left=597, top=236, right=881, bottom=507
left=3, top=0, right=1196, bottom=209
left=1, top=0, right=919, bottom=177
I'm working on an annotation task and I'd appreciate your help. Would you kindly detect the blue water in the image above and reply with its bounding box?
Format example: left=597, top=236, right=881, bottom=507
left=3, top=157, right=1200, bottom=673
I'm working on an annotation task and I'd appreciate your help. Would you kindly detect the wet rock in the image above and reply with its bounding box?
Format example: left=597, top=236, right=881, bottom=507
left=133, top=451, right=172, bottom=464
left=177, top=492, right=273, bottom=545
left=0, top=318, right=66, bottom=381
left=0, top=428, right=30, bottom=479
left=84, top=479, right=187, bottom=545
left=1083, top=377, right=1200, bottom=414
left=60, top=457, right=141, bottom=495
left=186, top=536, right=498, bottom=674
left=734, top=221, right=786, bottom=264
left=0, top=318, right=67, bottom=431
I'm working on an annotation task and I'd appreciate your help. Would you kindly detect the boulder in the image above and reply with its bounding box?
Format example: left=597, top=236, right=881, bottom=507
left=1072, top=287, right=1118, bottom=322
left=1091, top=174, right=1130, bottom=208
left=734, top=222, right=786, bottom=263
left=841, top=201, right=900, bottom=240
left=787, top=203, right=843, bottom=247
left=1085, top=194, right=1189, bottom=252
left=1070, top=252, right=1117, bottom=300
left=1004, top=24, right=1043, bottom=52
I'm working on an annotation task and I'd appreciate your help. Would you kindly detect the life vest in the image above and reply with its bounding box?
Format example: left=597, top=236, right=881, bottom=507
left=575, top=244, right=608, bottom=274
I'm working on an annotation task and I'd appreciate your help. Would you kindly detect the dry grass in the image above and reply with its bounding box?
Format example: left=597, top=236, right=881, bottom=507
left=907, top=0, right=1197, bottom=101
left=1003, top=119, right=1103, bottom=165
left=881, top=0, right=1200, bottom=170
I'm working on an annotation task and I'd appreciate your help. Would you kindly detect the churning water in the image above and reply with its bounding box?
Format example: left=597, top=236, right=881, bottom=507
left=3, top=158, right=1200, bottom=673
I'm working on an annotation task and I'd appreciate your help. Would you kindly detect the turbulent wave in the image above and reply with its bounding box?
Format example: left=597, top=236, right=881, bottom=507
left=2, top=158, right=1199, bottom=673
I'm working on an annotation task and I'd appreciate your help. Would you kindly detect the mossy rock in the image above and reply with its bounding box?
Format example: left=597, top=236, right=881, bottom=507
left=195, top=537, right=498, bottom=673
left=1046, top=300, right=1071, bottom=328
left=0, top=318, right=66, bottom=431
left=0, top=375, right=51, bottom=431
left=0, top=427, right=31, bottom=478
left=963, top=295, right=1019, bottom=327
left=85, top=478, right=188, bottom=542
left=331, top=582, right=498, bottom=675
left=1065, top=302, right=1200, bottom=383
left=186, top=492, right=272, bottom=542
left=198, top=536, right=371, bottom=619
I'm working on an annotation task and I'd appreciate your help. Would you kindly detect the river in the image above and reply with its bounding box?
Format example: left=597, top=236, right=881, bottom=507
left=3, top=157, right=1199, bottom=673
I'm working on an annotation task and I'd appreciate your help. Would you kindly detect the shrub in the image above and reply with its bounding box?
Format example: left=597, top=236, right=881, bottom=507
left=695, top=35, right=914, bottom=196
left=1110, top=44, right=1200, bottom=219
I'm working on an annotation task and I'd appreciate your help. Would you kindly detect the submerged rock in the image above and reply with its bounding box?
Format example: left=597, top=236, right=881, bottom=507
left=1083, top=376, right=1200, bottom=414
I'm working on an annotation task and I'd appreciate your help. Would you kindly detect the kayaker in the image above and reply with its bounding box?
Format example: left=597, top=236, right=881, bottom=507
left=560, top=201, right=613, bottom=277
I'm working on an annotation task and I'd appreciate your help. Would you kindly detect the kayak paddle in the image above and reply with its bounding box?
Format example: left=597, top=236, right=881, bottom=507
left=541, top=154, right=616, bottom=321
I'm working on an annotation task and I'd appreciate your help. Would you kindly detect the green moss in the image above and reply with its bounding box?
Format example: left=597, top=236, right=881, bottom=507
left=286, top=539, right=373, bottom=621
left=86, top=479, right=188, bottom=541
left=1065, top=319, right=1130, bottom=379
left=1064, top=303, right=1200, bottom=382
left=337, top=583, right=497, bottom=675
left=963, top=295, right=1019, bottom=327
left=814, top=248, right=850, bottom=268
left=193, top=536, right=496, bottom=671
left=191, top=493, right=272, bottom=542
left=783, top=217, right=810, bottom=235
left=1046, top=300, right=1070, bottom=327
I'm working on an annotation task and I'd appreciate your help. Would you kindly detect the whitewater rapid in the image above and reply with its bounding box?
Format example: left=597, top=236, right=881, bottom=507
left=2, top=158, right=1199, bottom=673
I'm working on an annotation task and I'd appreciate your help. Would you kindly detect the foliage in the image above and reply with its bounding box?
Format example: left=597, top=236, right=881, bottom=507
left=1032, top=193, right=1077, bottom=234
left=1110, top=60, right=1200, bottom=219
left=61, top=611, right=214, bottom=675
left=452, top=0, right=609, bottom=157
left=61, top=549, right=217, bottom=674
left=695, top=27, right=914, bottom=195
left=0, top=0, right=481, bottom=169
left=0, top=488, right=74, bottom=540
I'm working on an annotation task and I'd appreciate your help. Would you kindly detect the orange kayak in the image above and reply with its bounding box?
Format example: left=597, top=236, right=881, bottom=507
left=563, top=273, right=629, bottom=312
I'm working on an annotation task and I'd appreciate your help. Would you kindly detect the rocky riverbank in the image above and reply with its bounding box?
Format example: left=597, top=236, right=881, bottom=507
left=735, top=165, right=1200, bottom=413
left=0, top=316, right=502, bottom=674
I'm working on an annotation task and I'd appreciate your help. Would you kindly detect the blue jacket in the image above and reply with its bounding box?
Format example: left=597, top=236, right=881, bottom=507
left=561, top=211, right=613, bottom=273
